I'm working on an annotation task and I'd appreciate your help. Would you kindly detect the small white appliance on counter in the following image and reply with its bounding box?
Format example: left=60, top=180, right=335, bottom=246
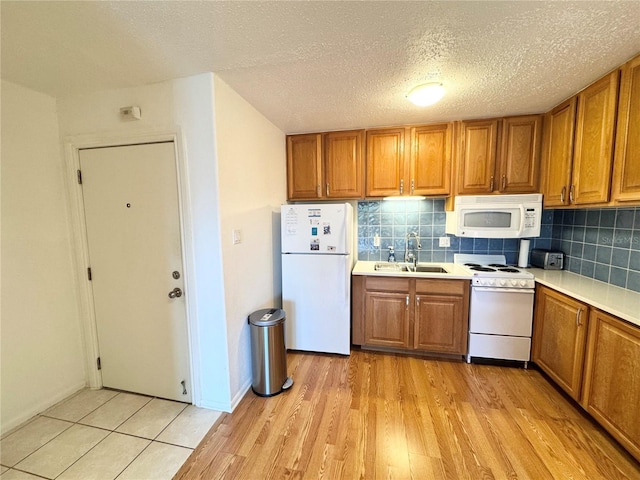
left=446, top=193, right=542, bottom=238
left=281, top=203, right=353, bottom=355
left=455, top=254, right=535, bottom=367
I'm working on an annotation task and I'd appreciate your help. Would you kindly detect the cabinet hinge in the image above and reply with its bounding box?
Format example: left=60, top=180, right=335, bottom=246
left=97, top=357, right=101, bottom=370
left=77, top=169, right=83, bottom=185
left=87, top=267, right=92, bottom=281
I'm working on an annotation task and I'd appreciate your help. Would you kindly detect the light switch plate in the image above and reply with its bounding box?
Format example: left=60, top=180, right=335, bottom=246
left=232, top=229, right=242, bottom=245
left=439, top=236, right=450, bottom=248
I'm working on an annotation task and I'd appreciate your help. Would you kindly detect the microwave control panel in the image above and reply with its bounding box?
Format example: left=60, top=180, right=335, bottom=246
left=524, top=208, right=537, bottom=229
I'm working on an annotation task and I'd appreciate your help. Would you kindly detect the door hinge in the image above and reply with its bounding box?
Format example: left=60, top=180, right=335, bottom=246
left=97, top=357, right=101, bottom=370
left=77, top=169, right=83, bottom=185
left=87, top=267, right=92, bottom=281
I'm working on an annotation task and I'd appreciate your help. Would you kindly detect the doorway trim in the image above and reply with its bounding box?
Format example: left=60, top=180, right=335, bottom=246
left=63, top=130, right=200, bottom=404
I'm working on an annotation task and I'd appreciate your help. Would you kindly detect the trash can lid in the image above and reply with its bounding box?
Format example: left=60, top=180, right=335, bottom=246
left=248, top=308, right=285, bottom=327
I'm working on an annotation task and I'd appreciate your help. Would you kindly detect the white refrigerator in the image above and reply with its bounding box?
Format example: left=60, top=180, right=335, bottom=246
left=281, top=203, right=353, bottom=355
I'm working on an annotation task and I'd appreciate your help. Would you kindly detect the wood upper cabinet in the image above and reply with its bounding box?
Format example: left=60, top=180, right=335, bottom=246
left=366, top=124, right=452, bottom=197
left=365, top=128, right=406, bottom=197
left=286, top=130, right=364, bottom=200
left=532, top=285, right=589, bottom=401
left=611, top=54, right=640, bottom=204
left=572, top=70, right=619, bottom=205
left=410, top=124, right=452, bottom=196
left=541, top=98, right=577, bottom=207
left=287, top=134, right=322, bottom=200
left=353, top=275, right=469, bottom=355
left=413, top=279, right=469, bottom=354
left=581, top=309, right=640, bottom=461
left=457, top=119, right=499, bottom=194
left=456, top=115, right=541, bottom=195
left=498, top=115, right=542, bottom=193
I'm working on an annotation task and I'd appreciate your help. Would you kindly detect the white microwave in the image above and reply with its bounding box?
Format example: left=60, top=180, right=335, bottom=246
left=445, top=194, right=543, bottom=238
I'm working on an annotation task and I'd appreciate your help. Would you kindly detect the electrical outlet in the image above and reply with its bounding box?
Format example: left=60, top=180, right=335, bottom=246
left=438, top=236, right=450, bottom=248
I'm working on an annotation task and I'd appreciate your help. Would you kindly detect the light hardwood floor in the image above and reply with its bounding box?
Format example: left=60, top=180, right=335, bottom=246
left=174, top=350, right=640, bottom=479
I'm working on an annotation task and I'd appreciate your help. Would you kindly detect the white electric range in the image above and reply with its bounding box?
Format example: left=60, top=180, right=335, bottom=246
left=455, top=254, right=535, bottom=367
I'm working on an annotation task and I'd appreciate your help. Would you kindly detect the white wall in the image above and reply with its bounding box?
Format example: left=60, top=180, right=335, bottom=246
left=212, top=76, right=286, bottom=406
left=1, top=81, right=86, bottom=433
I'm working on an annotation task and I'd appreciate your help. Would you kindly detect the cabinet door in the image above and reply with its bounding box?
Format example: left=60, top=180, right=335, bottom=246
left=532, top=285, right=588, bottom=401
left=410, top=123, right=452, bottom=196
left=366, top=128, right=406, bottom=197
left=611, top=55, right=640, bottom=204
left=582, top=310, right=640, bottom=462
left=287, top=134, right=322, bottom=200
left=498, top=115, right=542, bottom=193
left=457, top=119, right=499, bottom=194
left=414, top=294, right=467, bottom=354
left=572, top=71, right=619, bottom=205
left=364, top=291, right=410, bottom=348
left=324, top=130, right=364, bottom=199
left=541, top=98, right=577, bottom=207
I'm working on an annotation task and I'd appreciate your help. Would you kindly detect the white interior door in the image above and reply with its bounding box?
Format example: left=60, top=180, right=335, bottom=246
left=79, top=142, right=191, bottom=402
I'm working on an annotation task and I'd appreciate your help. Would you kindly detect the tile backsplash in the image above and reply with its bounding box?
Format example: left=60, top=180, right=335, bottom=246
left=551, top=207, right=640, bottom=292
left=357, top=200, right=640, bottom=293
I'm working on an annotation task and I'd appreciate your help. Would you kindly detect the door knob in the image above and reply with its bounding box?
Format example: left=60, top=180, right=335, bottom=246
left=168, top=287, right=183, bottom=299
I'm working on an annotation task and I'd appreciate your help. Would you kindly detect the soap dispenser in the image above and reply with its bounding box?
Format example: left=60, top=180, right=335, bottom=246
left=388, top=246, right=396, bottom=263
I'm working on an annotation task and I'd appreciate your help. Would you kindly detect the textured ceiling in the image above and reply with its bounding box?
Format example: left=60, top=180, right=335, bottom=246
left=2, top=1, right=639, bottom=134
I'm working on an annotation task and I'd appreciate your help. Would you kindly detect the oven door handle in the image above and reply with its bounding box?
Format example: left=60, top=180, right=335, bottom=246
left=473, top=287, right=534, bottom=294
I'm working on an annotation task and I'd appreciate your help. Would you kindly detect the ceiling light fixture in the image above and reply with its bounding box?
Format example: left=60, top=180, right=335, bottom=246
left=407, top=83, right=445, bottom=106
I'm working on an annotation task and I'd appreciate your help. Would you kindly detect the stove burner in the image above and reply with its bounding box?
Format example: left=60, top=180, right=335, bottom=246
left=465, top=263, right=482, bottom=267
left=469, top=266, right=496, bottom=272
left=499, top=268, right=520, bottom=273
left=488, top=263, right=509, bottom=268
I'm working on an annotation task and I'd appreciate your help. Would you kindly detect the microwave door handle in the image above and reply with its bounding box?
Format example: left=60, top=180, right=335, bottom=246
left=516, top=205, right=526, bottom=236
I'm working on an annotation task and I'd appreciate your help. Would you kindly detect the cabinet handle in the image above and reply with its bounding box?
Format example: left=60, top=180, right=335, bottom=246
left=501, top=175, right=506, bottom=191
left=411, top=179, right=415, bottom=195
left=576, top=308, right=582, bottom=326
left=569, top=185, right=575, bottom=204
left=400, top=179, right=404, bottom=195
left=316, top=184, right=321, bottom=197
left=416, top=296, right=420, bottom=306
left=406, top=295, right=409, bottom=306
left=489, top=176, right=494, bottom=192
left=326, top=183, right=330, bottom=196
left=560, top=186, right=566, bottom=203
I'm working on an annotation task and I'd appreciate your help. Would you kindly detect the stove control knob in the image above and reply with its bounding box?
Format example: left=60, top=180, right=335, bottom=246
left=510, top=279, right=517, bottom=286
left=500, top=279, right=506, bottom=286
left=520, top=280, right=527, bottom=287
left=489, top=279, right=495, bottom=286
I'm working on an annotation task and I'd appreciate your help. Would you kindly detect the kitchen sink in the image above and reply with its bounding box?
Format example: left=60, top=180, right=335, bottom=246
left=373, top=262, right=449, bottom=274
left=415, top=266, right=448, bottom=273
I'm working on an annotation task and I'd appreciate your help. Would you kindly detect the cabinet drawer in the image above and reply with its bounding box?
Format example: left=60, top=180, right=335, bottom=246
left=366, top=276, right=410, bottom=292
left=415, top=279, right=467, bottom=295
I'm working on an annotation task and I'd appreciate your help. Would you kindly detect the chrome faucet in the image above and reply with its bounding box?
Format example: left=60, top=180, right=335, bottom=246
left=405, top=232, right=422, bottom=270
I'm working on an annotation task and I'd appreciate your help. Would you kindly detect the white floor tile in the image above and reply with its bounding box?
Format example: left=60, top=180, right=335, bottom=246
left=116, top=442, right=192, bottom=480
left=0, top=469, right=44, bottom=479
left=78, top=393, right=152, bottom=431
left=57, top=432, right=150, bottom=480
left=43, top=389, right=118, bottom=422
left=156, top=405, right=221, bottom=448
left=0, top=416, right=73, bottom=467
left=14, top=424, right=108, bottom=479
left=115, top=399, right=186, bottom=440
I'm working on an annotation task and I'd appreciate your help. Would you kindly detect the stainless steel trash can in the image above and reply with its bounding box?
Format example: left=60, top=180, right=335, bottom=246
left=248, top=308, right=293, bottom=397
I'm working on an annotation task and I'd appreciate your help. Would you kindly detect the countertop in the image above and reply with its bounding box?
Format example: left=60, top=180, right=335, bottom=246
left=352, top=261, right=640, bottom=328
left=526, top=268, right=640, bottom=328
left=352, top=261, right=473, bottom=280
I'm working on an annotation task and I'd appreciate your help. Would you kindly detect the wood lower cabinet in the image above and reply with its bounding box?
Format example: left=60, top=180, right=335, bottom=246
left=414, top=279, right=469, bottom=354
left=286, top=130, right=364, bottom=200
left=352, top=275, right=469, bottom=356
left=581, top=309, right=640, bottom=461
left=532, top=285, right=589, bottom=401
left=611, top=54, right=640, bottom=204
